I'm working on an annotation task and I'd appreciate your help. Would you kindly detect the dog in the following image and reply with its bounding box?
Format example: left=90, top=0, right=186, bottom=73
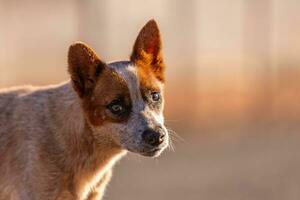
left=0, top=19, right=168, bottom=200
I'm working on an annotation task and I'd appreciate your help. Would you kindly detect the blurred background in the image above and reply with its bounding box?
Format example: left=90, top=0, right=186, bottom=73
left=1, top=0, right=300, bottom=199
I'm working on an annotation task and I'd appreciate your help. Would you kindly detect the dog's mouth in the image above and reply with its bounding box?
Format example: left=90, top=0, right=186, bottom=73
left=140, top=147, right=163, bottom=157
left=140, top=141, right=168, bottom=157
left=122, top=141, right=168, bottom=157
left=122, top=142, right=168, bottom=157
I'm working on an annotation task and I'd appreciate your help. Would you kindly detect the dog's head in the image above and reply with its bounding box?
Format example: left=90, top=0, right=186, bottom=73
left=68, top=20, right=168, bottom=157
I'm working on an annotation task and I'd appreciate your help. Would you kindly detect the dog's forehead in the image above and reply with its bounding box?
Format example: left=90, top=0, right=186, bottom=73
left=108, top=61, right=142, bottom=108
left=108, top=61, right=138, bottom=85
left=108, top=61, right=163, bottom=92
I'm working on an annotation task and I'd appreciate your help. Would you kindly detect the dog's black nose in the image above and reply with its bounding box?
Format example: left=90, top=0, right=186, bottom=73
left=142, top=129, right=165, bottom=146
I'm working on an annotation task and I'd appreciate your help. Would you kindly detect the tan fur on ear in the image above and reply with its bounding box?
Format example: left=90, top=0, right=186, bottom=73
left=68, top=42, right=106, bottom=97
left=130, top=19, right=165, bottom=82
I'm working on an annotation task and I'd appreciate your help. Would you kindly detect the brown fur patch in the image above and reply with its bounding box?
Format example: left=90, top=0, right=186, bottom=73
left=130, top=19, right=165, bottom=82
left=137, top=65, right=161, bottom=93
left=82, top=67, right=131, bottom=126
left=137, top=66, right=163, bottom=112
left=68, top=42, right=105, bottom=98
left=68, top=42, right=131, bottom=127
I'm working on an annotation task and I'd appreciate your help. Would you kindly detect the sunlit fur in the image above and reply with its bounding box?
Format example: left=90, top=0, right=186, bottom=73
left=0, top=19, right=167, bottom=200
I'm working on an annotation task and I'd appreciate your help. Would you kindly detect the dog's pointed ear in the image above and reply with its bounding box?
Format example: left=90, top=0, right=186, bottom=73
left=130, top=20, right=165, bottom=82
left=68, top=42, right=106, bottom=98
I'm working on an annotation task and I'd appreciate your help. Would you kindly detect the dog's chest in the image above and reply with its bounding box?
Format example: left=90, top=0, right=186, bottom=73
left=78, top=151, right=126, bottom=199
left=79, top=169, right=107, bottom=199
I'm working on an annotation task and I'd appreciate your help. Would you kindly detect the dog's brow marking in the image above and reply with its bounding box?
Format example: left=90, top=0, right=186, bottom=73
left=108, top=63, right=144, bottom=112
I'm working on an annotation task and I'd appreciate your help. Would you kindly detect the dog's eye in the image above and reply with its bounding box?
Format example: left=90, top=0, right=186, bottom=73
left=107, top=100, right=125, bottom=115
left=151, top=92, right=161, bottom=102
left=111, top=104, right=124, bottom=114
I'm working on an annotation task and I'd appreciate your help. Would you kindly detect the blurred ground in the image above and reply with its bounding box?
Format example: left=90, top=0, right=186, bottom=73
left=107, top=125, right=300, bottom=200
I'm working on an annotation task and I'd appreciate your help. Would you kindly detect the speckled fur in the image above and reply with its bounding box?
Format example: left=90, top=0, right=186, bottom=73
left=0, top=83, right=125, bottom=200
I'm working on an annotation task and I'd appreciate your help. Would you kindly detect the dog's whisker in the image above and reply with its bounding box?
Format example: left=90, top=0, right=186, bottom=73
left=169, top=133, right=183, bottom=143
left=165, top=131, right=175, bottom=152
left=168, top=137, right=175, bottom=152
left=166, top=128, right=184, bottom=143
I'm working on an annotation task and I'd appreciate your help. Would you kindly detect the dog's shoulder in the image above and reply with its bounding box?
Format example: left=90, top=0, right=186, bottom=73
left=0, top=83, right=71, bottom=134
left=0, top=85, right=42, bottom=105
left=0, top=86, right=33, bottom=118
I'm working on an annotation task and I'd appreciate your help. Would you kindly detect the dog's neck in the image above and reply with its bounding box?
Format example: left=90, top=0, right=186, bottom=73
left=49, top=82, right=126, bottom=196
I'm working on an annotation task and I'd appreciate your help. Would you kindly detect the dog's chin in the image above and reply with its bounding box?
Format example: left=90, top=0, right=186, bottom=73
left=140, top=147, right=164, bottom=157
left=123, top=145, right=166, bottom=157
left=139, top=143, right=169, bottom=157
left=122, top=140, right=168, bottom=158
